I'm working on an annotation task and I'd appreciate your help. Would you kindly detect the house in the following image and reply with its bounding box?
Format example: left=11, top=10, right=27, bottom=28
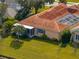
left=14, top=3, right=79, bottom=41
left=4, top=0, right=21, bottom=10
left=0, top=0, right=21, bottom=18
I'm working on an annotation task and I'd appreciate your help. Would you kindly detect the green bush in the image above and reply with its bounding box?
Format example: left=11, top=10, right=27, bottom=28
left=41, top=34, right=49, bottom=40
left=61, top=30, right=71, bottom=44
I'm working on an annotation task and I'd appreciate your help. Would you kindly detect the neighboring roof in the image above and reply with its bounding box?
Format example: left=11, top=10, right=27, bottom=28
left=19, top=3, right=79, bottom=32
left=5, top=8, right=17, bottom=18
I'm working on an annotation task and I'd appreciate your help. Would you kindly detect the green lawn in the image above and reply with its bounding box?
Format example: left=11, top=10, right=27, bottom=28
left=0, top=36, right=79, bottom=59
left=67, top=0, right=79, bottom=2
left=32, top=6, right=50, bottom=14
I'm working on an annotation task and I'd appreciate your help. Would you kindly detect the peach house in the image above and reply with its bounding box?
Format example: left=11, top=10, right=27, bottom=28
left=14, top=3, right=79, bottom=41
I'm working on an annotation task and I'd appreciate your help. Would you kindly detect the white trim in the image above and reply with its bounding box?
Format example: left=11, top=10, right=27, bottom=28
left=13, top=23, right=34, bottom=29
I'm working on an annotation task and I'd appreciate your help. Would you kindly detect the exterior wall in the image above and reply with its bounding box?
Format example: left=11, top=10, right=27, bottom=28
left=5, top=8, right=17, bottom=18
left=34, top=28, right=60, bottom=40
left=5, top=0, right=16, bottom=6
left=3, top=0, right=21, bottom=18
left=70, top=32, right=79, bottom=43
left=34, top=29, right=44, bottom=37
left=45, top=30, right=60, bottom=40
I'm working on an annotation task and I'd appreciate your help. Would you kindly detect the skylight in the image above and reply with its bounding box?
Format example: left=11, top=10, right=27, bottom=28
left=58, top=14, right=79, bottom=25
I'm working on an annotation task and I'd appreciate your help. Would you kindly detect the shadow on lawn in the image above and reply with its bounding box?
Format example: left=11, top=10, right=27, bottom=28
left=60, top=43, right=69, bottom=48
left=11, top=35, right=60, bottom=46
left=10, top=39, right=24, bottom=49
left=11, top=34, right=60, bottom=45
left=33, top=36, right=60, bottom=45
left=11, top=35, right=32, bottom=41
left=59, top=38, right=70, bottom=48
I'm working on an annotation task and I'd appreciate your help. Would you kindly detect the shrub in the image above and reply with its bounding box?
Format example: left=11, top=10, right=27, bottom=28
left=60, top=30, right=71, bottom=45
left=41, top=34, right=49, bottom=40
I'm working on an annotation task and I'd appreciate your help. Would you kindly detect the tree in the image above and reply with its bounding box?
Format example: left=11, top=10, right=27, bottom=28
left=44, top=0, right=55, bottom=4
left=2, top=18, right=17, bottom=37
left=11, top=25, right=26, bottom=39
left=15, top=7, right=32, bottom=21
left=0, top=3, right=7, bottom=25
left=33, top=0, right=45, bottom=14
left=15, top=0, right=45, bottom=20
left=15, top=0, right=33, bottom=20
left=60, top=30, right=71, bottom=47
left=59, top=0, right=67, bottom=4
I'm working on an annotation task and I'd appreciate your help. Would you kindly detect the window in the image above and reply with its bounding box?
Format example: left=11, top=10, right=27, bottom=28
left=76, top=35, right=79, bottom=40
left=37, top=29, right=44, bottom=33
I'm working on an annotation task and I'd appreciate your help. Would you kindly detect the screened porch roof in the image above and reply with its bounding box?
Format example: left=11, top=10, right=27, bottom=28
left=13, top=23, right=34, bottom=29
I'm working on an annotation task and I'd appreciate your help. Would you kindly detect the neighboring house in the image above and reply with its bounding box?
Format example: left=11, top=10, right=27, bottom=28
left=4, top=0, right=21, bottom=10
left=0, top=0, right=21, bottom=18
left=5, top=8, right=17, bottom=18
left=14, top=3, right=79, bottom=41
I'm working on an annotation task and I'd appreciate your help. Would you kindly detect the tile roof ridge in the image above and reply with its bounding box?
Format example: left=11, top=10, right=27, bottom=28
left=54, top=21, right=60, bottom=32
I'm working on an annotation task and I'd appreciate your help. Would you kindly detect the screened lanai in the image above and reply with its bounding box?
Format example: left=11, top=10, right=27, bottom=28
left=58, top=14, right=79, bottom=25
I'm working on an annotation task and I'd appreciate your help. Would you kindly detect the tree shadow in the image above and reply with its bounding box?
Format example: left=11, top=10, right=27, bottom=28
left=11, top=34, right=60, bottom=45
left=33, top=36, right=60, bottom=45
left=60, top=43, right=68, bottom=48
left=10, top=39, right=24, bottom=49
left=60, top=39, right=70, bottom=48
left=11, top=35, right=32, bottom=41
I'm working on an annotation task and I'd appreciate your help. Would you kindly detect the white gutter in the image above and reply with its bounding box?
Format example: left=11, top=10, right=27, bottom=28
left=13, top=23, right=34, bottom=29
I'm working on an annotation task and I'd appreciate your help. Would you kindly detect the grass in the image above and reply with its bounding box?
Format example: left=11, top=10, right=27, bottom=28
left=0, top=36, right=79, bottom=59
left=67, top=0, right=79, bottom=2
left=32, top=6, right=51, bottom=14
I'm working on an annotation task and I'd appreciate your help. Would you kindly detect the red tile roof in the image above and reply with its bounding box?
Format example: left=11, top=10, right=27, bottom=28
left=39, top=3, right=68, bottom=20
left=19, top=4, right=79, bottom=32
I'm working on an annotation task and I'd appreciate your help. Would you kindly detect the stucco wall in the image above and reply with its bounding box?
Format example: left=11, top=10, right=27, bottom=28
left=45, top=30, right=60, bottom=40
left=34, top=28, right=60, bottom=40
